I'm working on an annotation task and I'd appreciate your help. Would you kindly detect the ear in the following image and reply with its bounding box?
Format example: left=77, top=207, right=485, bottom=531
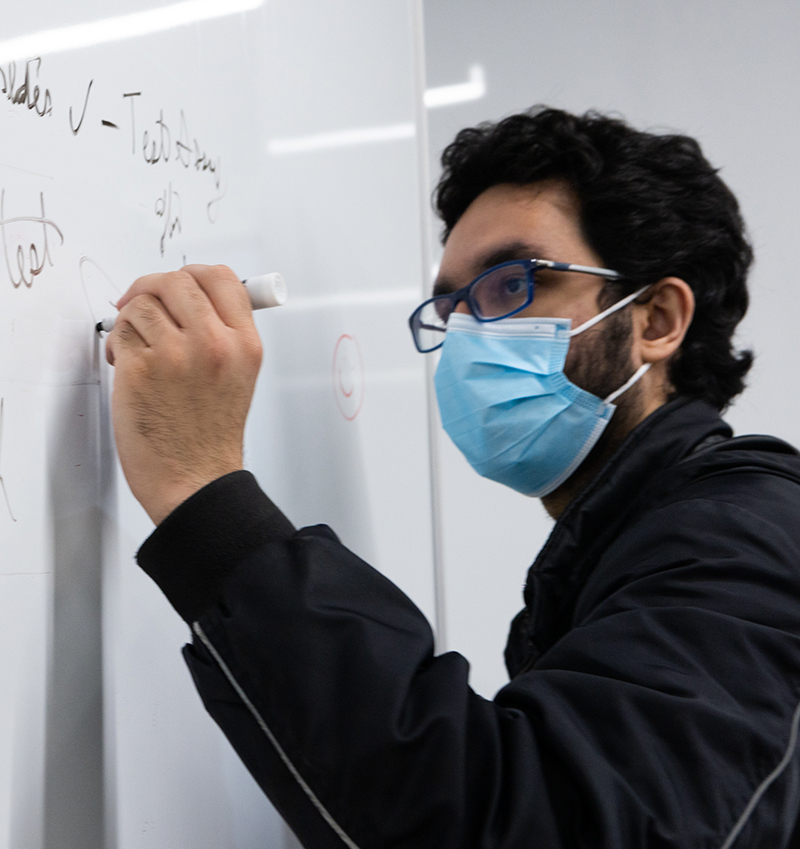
left=633, top=277, right=695, bottom=365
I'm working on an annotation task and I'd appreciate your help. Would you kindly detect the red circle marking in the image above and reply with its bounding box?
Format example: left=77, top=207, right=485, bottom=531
left=332, top=334, right=365, bottom=421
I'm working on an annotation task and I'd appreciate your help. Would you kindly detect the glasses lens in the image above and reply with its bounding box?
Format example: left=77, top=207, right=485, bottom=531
left=472, top=262, right=531, bottom=318
left=412, top=297, right=450, bottom=351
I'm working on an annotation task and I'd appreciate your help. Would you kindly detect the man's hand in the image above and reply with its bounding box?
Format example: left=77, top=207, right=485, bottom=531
left=105, top=265, right=263, bottom=525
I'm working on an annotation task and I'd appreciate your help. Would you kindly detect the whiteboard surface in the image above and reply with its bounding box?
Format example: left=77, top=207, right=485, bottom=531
left=1, top=1, right=432, bottom=846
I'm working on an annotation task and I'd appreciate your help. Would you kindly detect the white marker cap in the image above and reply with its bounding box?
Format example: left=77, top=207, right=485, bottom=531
left=96, top=272, right=287, bottom=333
left=243, top=272, right=288, bottom=309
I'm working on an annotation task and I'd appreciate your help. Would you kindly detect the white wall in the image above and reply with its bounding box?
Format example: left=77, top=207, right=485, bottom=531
left=423, top=0, right=800, bottom=698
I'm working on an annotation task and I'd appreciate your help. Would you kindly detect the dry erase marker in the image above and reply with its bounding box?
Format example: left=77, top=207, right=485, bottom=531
left=95, top=272, right=288, bottom=332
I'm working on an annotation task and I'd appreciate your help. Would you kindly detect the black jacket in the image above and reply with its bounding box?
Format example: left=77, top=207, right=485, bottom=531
left=139, top=397, right=800, bottom=848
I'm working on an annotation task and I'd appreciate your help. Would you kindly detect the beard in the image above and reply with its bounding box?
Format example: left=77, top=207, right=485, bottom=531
left=551, top=304, right=646, bottom=499
left=565, top=303, right=637, bottom=402
left=540, top=295, right=661, bottom=517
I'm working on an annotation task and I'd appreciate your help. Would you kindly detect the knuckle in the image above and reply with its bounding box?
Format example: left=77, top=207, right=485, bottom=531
left=213, top=263, right=236, bottom=280
left=172, top=268, right=196, bottom=284
left=169, top=271, right=199, bottom=299
left=183, top=282, right=211, bottom=313
left=204, top=333, right=232, bottom=369
left=123, top=293, right=162, bottom=327
left=245, top=333, right=263, bottom=367
left=116, top=320, right=141, bottom=345
left=127, top=272, right=161, bottom=300
left=214, top=264, right=248, bottom=298
left=166, top=346, right=189, bottom=375
left=137, top=298, right=163, bottom=325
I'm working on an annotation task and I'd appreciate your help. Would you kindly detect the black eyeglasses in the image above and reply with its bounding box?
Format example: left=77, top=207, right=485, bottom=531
left=408, top=258, right=621, bottom=353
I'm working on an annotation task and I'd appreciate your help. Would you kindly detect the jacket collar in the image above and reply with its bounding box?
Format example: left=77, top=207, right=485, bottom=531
left=504, top=396, right=732, bottom=678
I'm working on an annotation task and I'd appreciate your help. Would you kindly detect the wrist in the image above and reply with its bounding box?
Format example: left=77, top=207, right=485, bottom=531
left=146, top=466, right=244, bottom=526
left=136, top=471, right=296, bottom=623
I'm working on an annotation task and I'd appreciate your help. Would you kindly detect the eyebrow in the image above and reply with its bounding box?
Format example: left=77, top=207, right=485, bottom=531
left=433, top=241, right=551, bottom=296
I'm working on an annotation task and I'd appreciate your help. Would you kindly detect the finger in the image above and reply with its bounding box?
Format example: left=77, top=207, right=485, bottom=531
left=105, top=310, right=146, bottom=366
left=115, top=269, right=218, bottom=330
left=182, top=264, right=254, bottom=330
left=116, top=272, right=165, bottom=311
left=111, top=293, right=180, bottom=351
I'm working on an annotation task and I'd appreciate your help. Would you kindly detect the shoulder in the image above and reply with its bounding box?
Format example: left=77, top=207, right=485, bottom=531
left=575, top=441, right=800, bottom=631
left=648, top=433, right=800, bottom=540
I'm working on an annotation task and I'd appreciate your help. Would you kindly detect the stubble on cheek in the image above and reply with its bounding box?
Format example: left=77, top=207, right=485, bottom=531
left=568, top=306, right=653, bottom=451
left=564, top=306, right=635, bottom=401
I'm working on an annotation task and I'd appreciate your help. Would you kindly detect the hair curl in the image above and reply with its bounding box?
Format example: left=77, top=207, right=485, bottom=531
left=434, top=107, right=753, bottom=410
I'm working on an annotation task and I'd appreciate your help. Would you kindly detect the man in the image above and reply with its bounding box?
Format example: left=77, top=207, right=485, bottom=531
left=106, top=107, right=800, bottom=847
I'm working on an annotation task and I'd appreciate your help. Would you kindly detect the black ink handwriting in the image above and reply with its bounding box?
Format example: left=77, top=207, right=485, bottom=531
left=69, top=79, right=93, bottom=135
left=174, top=110, right=223, bottom=217
left=207, top=176, right=226, bottom=223
left=0, top=189, right=64, bottom=288
left=143, top=110, right=171, bottom=165
left=123, top=92, right=142, bottom=154
left=194, top=142, right=220, bottom=190
left=178, top=110, right=221, bottom=189
left=155, top=183, right=181, bottom=257
left=176, top=110, right=192, bottom=168
left=124, top=98, right=224, bottom=221
left=0, top=58, right=53, bottom=117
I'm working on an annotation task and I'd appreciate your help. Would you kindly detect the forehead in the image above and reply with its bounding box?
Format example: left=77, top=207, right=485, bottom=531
left=437, top=180, right=600, bottom=287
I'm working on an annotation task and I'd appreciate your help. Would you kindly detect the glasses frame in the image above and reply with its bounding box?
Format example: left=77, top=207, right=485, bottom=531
left=408, top=258, right=622, bottom=353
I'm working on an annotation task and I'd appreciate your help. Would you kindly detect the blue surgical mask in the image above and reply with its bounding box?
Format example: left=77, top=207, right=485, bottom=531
left=433, top=288, right=650, bottom=497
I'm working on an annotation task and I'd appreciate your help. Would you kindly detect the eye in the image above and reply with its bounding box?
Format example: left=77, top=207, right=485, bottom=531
left=501, top=275, right=526, bottom=296
left=472, top=263, right=531, bottom=318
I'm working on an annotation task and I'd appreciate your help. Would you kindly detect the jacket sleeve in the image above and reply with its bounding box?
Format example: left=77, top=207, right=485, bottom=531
left=138, top=471, right=566, bottom=848
left=137, top=470, right=800, bottom=849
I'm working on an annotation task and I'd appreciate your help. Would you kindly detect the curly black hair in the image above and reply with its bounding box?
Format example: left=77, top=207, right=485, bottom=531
left=434, top=107, right=753, bottom=410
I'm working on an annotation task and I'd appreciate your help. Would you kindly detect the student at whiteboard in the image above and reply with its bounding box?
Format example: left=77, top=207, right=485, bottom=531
left=105, top=107, right=800, bottom=848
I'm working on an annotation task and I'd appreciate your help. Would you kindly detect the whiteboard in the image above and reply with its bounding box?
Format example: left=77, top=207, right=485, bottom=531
left=0, top=1, right=433, bottom=847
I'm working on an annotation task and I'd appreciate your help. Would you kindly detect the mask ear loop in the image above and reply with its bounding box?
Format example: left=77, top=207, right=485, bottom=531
left=568, top=285, right=652, bottom=337
left=604, top=363, right=651, bottom=404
